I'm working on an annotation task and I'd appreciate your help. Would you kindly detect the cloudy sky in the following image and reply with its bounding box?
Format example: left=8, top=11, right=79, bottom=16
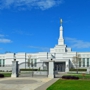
left=0, top=0, right=90, bottom=53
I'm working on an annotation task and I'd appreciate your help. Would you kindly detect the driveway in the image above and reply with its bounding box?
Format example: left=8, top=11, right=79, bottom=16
left=0, top=77, right=52, bottom=90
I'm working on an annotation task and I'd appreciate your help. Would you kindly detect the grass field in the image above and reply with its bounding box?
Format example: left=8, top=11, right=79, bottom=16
left=47, top=79, right=90, bottom=90
left=47, top=74, right=90, bottom=90
left=0, top=73, right=11, bottom=77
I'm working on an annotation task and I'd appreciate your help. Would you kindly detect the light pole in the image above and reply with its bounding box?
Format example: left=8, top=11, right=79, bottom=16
left=31, top=62, right=33, bottom=77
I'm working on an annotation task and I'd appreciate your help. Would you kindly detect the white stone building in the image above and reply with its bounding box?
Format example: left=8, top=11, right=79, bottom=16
left=0, top=19, right=90, bottom=72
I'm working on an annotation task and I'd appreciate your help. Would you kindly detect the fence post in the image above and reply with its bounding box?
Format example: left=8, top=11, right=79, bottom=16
left=11, top=61, right=18, bottom=78
left=48, top=60, right=54, bottom=78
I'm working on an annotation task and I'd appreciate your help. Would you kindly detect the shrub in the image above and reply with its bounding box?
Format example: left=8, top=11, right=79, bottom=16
left=20, top=69, right=47, bottom=71
left=0, top=74, right=4, bottom=78
left=0, top=70, right=2, bottom=72
left=61, top=75, right=79, bottom=80
left=20, top=69, right=38, bottom=71
left=62, top=76, right=66, bottom=79
left=70, top=69, right=87, bottom=71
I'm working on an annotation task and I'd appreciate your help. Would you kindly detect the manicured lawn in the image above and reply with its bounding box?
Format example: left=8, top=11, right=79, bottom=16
left=47, top=79, right=90, bottom=90
left=0, top=73, right=11, bottom=77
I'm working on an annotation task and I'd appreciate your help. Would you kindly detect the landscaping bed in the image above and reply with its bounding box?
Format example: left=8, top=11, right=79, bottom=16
left=62, top=75, right=79, bottom=80
left=66, top=73, right=90, bottom=79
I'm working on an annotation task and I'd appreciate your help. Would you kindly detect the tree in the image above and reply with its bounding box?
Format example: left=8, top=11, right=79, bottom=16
left=28, top=55, right=34, bottom=77
left=72, top=53, right=81, bottom=74
left=28, top=55, right=31, bottom=68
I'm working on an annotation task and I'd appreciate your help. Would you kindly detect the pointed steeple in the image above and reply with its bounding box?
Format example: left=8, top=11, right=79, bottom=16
left=58, top=19, right=64, bottom=45
left=60, top=19, right=63, bottom=26
left=60, top=19, right=63, bottom=39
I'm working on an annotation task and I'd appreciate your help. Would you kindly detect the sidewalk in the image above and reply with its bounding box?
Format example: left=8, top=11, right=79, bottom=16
left=35, top=78, right=59, bottom=90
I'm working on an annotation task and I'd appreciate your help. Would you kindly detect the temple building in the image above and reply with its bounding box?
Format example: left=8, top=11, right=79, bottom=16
left=0, top=19, right=90, bottom=72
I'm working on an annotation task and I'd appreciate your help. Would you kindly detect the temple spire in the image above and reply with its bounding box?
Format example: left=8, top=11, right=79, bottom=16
left=60, top=19, right=63, bottom=26
left=58, top=19, right=64, bottom=45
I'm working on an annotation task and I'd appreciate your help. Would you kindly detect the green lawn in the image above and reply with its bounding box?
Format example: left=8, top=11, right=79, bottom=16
left=47, top=79, right=90, bottom=90
left=0, top=73, right=11, bottom=77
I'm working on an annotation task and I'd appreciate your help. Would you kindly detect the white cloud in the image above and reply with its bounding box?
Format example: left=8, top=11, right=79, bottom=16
left=0, top=33, right=12, bottom=43
left=28, top=46, right=50, bottom=51
left=0, top=0, right=63, bottom=10
left=0, top=38, right=12, bottom=43
left=65, top=37, right=90, bottom=48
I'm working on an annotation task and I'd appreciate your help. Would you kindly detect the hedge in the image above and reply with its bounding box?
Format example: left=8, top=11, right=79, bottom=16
left=0, top=74, right=4, bottom=78
left=70, top=69, right=87, bottom=71
left=20, top=69, right=47, bottom=71
left=20, top=69, right=38, bottom=71
left=62, top=75, right=79, bottom=80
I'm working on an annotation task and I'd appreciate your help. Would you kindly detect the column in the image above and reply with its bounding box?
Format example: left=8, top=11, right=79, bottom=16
left=85, top=58, right=87, bottom=67
left=48, top=60, right=54, bottom=78
left=65, top=60, right=69, bottom=72
left=11, top=61, right=18, bottom=78
left=89, top=58, right=90, bottom=67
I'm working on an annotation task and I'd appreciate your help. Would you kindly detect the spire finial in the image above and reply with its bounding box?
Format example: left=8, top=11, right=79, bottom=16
left=60, top=19, right=63, bottom=26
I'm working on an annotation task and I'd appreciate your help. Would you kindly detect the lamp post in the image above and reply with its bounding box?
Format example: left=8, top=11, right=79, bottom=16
left=31, top=62, right=33, bottom=77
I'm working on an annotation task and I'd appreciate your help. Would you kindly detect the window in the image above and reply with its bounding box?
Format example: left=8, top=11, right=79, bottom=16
left=0, top=59, right=5, bottom=67
left=79, top=58, right=81, bottom=67
left=34, top=59, right=37, bottom=67
left=83, top=58, right=85, bottom=67
left=87, top=58, right=89, bottom=67
left=0, top=59, right=1, bottom=67
left=31, top=59, right=33, bottom=67
left=3, top=59, right=5, bottom=67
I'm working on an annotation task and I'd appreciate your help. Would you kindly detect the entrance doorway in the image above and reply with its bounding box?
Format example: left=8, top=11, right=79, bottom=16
left=54, top=62, right=65, bottom=72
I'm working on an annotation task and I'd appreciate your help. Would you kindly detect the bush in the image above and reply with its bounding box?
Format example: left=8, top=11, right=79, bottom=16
left=0, top=70, right=2, bottom=72
left=20, top=69, right=47, bottom=71
left=20, top=69, right=38, bottom=71
left=70, top=69, right=87, bottom=71
left=6, top=70, right=8, bottom=72
left=0, top=74, right=4, bottom=78
left=62, top=75, right=79, bottom=80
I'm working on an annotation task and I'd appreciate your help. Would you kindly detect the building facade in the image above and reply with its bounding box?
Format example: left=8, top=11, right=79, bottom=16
left=0, top=19, right=90, bottom=72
